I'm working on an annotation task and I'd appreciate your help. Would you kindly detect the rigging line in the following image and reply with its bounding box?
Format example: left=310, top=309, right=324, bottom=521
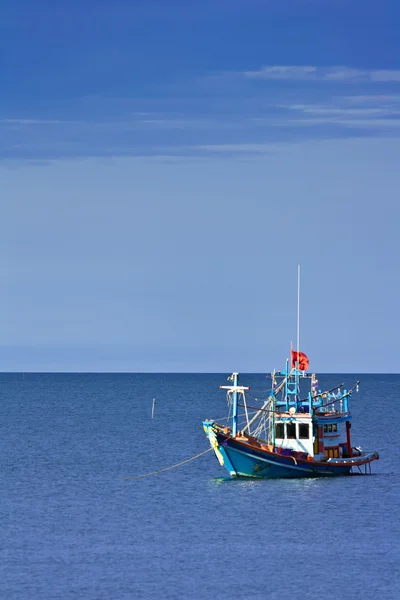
left=121, top=448, right=213, bottom=481
left=210, top=410, right=259, bottom=423
left=242, top=391, right=250, bottom=431
left=238, top=402, right=276, bottom=414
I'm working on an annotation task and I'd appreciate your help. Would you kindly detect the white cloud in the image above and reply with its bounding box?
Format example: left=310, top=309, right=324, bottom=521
left=244, top=65, right=318, bottom=79
left=0, top=119, right=63, bottom=125
left=342, top=94, right=400, bottom=104
left=283, top=104, right=400, bottom=117
left=243, top=65, right=400, bottom=83
left=288, top=117, right=400, bottom=128
left=369, top=70, right=400, bottom=82
left=323, top=67, right=366, bottom=81
left=195, top=143, right=277, bottom=153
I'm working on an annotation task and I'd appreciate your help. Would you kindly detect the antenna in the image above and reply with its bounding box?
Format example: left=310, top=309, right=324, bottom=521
left=295, top=264, right=301, bottom=402
left=297, top=264, right=300, bottom=358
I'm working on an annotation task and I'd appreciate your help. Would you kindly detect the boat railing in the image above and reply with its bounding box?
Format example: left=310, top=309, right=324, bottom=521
left=313, top=392, right=349, bottom=414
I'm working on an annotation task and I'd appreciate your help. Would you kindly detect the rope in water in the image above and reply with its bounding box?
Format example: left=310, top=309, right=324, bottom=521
left=121, top=447, right=213, bottom=481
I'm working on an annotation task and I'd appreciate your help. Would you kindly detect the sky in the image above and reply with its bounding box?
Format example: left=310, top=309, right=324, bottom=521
left=2, top=0, right=400, bottom=372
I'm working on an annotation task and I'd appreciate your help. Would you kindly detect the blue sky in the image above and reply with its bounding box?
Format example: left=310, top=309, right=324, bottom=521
left=2, top=0, right=400, bottom=372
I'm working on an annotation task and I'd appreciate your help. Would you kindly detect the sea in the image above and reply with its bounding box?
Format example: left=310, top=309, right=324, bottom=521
left=0, top=372, right=399, bottom=600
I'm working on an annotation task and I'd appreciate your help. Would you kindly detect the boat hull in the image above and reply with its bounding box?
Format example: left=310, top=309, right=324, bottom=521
left=203, top=422, right=379, bottom=479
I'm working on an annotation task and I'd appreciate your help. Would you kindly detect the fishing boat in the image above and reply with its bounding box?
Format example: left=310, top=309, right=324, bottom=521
left=203, top=356, right=379, bottom=478
left=203, top=267, right=379, bottom=478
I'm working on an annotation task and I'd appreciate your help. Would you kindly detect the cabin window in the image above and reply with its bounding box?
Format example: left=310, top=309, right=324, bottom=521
left=275, top=423, right=284, bottom=438
left=323, top=423, right=337, bottom=433
left=287, top=423, right=296, bottom=439
left=298, top=424, right=309, bottom=439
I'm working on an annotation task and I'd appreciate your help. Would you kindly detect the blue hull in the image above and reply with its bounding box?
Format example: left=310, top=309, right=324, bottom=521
left=203, top=422, right=379, bottom=479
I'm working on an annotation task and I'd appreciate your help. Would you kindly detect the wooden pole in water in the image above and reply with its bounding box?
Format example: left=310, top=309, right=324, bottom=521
left=151, top=398, right=156, bottom=419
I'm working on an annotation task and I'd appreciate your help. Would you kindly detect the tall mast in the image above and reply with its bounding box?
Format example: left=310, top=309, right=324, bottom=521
left=297, top=264, right=300, bottom=363
left=296, top=264, right=301, bottom=401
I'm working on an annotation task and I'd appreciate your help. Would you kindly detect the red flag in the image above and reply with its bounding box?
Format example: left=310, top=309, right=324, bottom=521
left=291, top=350, right=309, bottom=371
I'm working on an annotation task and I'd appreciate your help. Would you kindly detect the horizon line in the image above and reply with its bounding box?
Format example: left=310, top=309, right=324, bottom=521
left=1, top=371, right=398, bottom=376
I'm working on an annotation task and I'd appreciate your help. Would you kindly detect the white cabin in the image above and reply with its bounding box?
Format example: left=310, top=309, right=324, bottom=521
left=273, top=413, right=314, bottom=457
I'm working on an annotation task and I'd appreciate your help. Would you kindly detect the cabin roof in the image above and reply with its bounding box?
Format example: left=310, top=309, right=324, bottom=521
left=275, top=412, right=312, bottom=420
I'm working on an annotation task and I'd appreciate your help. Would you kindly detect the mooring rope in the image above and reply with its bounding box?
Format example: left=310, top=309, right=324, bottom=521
left=121, top=447, right=213, bottom=481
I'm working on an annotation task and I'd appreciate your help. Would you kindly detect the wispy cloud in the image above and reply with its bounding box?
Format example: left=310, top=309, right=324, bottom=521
left=243, top=65, right=400, bottom=83
left=0, top=118, right=64, bottom=125
left=3, top=69, right=400, bottom=161
left=282, top=104, right=400, bottom=118
left=276, top=96, right=400, bottom=130
left=0, top=115, right=229, bottom=131
left=289, top=118, right=400, bottom=128
left=342, top=94, right=400, bottom=105
left=194, top=143, right=277, bottom=154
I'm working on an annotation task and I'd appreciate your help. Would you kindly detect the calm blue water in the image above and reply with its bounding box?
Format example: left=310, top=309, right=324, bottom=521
left=0, top=372, right=399, bottom=599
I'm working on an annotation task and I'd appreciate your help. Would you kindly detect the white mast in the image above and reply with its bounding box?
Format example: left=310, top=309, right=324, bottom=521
left=295, top=264, right=301, bottom=400
left=297, top=264, right=300, bottom=359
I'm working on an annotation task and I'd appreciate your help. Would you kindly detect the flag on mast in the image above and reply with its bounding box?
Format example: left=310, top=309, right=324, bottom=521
left=291, top=350, right=309, bottom=371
